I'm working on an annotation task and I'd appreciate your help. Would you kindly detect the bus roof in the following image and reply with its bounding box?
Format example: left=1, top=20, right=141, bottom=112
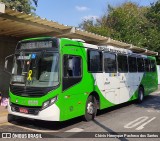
left=20, top=36, right=158, bottom=57
left=61, top=38, right=157, bottom=57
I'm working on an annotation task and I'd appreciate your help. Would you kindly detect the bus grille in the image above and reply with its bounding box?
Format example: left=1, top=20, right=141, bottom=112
left=10, top=85, right=53, bottom=97
left=11, top=103, right=41, bottom=115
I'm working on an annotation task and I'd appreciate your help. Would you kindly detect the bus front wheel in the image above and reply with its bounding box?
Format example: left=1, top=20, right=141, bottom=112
left=138, top=87, right=144, bottom=103
left=84, top=95, right=97, bottom=121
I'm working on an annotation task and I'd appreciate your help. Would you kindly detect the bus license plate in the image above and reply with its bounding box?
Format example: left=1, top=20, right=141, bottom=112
left=19, top=108, right=28, bottom=114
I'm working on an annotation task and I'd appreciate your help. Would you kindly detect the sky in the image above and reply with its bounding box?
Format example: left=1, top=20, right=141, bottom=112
left=36, top=0, right=157, bottom=27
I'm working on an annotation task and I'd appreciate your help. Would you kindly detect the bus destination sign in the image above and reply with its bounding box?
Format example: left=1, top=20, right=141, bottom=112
left=20, top=41, right=53, bottom=50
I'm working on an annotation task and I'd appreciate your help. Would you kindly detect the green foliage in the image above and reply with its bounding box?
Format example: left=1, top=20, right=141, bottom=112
left=0, top=0, right=38, bottom=14
left=146, top=0, right=160, bottom=30
left=79, top=1, right=160, bottom=63
left=107, top=3, right=148, bottom=45
left=145, top=1, right=160, bottom=51
left=79, top=18, right=116, bottom=37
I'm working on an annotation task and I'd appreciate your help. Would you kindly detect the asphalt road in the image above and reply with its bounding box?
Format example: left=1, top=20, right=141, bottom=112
left=0, top=90, right=160, bottom=141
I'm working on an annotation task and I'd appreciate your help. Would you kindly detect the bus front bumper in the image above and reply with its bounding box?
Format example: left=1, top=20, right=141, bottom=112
left=8, top=102, right=60, bottom=121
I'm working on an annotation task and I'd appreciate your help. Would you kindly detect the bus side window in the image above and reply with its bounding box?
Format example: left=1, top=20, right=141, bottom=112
left=128, top=56, right=137, bottom=72
left=63, top=55, right=82, bottom=77
left=63, top=55, right=82, bottom=91
left=88, top=50, right=102, bottom=73
left=137, top=58, right=144, bottom=72
left=117, top=55, right=128, bottom=73
left=104, top=52, right=117, bottom=73
left=150, top=60, right=156, bottom=72
left=144, top=59, right=150, bottom=72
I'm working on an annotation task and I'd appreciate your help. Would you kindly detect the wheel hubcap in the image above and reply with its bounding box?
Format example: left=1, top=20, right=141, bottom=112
left=87, top=102, right=94, bottom=115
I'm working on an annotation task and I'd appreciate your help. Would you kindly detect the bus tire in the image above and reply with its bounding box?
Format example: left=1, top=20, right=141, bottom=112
left=84, top=95, right=97, bottom=121
left=138, top=87, right=144, bottom=103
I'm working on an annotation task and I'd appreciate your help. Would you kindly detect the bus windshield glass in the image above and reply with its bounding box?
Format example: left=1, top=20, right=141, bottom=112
left=11, top=52, right=59, bottom=87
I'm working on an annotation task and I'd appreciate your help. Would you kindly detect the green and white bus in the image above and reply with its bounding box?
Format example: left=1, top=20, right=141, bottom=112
left=5, top=37, right=158, bottom=122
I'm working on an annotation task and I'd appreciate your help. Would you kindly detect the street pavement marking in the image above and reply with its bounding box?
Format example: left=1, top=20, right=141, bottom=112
left=65, top=128, right=84, bottom=132
left=124, top=116, right=156, bottom=131
left=136, top=117, right=156, bottom=130
left=124, top=116, right=148, bottom=129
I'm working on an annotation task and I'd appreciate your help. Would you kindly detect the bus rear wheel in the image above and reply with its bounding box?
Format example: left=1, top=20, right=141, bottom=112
left=138, top=87, right=144, bottom=103
left=84, top=95, right=97, bottom=121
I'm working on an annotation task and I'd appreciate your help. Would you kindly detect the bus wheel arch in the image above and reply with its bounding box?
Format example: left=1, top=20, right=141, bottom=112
left=90, top=92, right=100, bottom=109
left=83, top=92, right=99, bottom=121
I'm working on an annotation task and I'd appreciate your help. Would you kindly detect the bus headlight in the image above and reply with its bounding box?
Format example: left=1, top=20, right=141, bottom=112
left=43, top=101, right=50, bottom=109
left=50, top=96, right=57, bottom=104
left=42, top=96, right=58, bottom=110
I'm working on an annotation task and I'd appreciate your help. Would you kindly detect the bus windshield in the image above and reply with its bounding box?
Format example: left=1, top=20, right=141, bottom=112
left=11, top=52, right=59, bottom=88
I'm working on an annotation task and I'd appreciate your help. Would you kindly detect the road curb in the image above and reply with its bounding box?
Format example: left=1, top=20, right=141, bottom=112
left=0, top=115, right=7, bottom=125
left=0, top=106, right=8, bottom=125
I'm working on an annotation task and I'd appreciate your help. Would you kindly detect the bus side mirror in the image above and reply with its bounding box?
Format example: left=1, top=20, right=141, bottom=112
left=4, top=54, right=14, bottom=75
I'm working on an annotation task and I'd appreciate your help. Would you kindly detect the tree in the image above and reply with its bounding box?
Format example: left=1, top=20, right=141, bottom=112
left=146, top=0, right=160, bottom=30
left=145, top=0, right=160, bottom=51
left=0, top=0, right=38, bottom=14
left=79, top=1, right=160, bottom=63
left=108, top=3, right=149, bottom=45
left=80, top=3, right=149, bottom=46
left=79, top=18, right=116, bottom=37
left=145, top=0, right=160, bottom=63
left=32, top=0, right=38, bottom=7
